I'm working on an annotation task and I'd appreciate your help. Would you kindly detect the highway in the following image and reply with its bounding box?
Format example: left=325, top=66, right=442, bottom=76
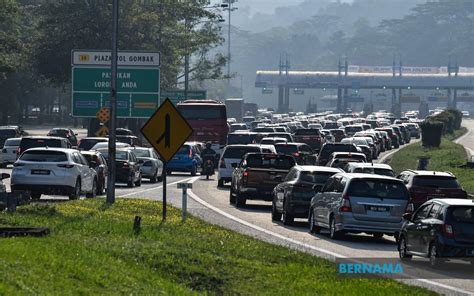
left=2, top=122, right=474, bottom=295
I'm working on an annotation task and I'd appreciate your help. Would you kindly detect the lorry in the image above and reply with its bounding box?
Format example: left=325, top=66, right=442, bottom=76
left=225, top=98, right=244, bottom=122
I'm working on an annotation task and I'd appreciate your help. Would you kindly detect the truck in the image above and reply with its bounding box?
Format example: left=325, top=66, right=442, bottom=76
left=225, top=98, right=244, bottom=122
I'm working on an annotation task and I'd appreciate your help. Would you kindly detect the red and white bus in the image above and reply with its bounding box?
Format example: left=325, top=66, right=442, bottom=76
left=177, top=100, right=229, bottom=151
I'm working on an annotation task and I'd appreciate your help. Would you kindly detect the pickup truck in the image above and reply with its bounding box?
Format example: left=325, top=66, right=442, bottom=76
left=230, top=153, right=296, bottom=207
left=292, top=128, right=325, bottom=151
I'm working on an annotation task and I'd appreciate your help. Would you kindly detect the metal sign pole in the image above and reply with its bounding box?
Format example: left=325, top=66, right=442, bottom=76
left=107, top=0, right=119, bottom=204
left=162, top=162, right=167, bottom=220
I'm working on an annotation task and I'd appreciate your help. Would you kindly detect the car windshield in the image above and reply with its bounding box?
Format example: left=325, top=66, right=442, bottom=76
left=177, top=145, right=191, bottom=155
left=300, top=171, right=335, bottom=184
left=448, top=206, right=474, bottom=223
left=78, top=139, right=106, bottom=150
left=361, top=168, right=395, bottom=177
left=348, top=179, right=409, bottom=200
left=133, top=149, right=151, bottom=158
left=413, top=176, right=460, bottom=188
left=246, top=155, right=295, bottom=170
left=20, top=150, right=68, bottom=162
left=223, top=147, right=260, bottom=159
left=275, top=145, right=298, bottom=154
left=116, top=151, right=129, bottom=161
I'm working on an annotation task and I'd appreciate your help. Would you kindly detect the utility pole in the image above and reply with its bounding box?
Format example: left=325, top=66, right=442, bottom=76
left=107, top=0, right=119, bottom=204
left=184, top=18, right=189, bottom=100
left=224, top=0, right=237, bottom=85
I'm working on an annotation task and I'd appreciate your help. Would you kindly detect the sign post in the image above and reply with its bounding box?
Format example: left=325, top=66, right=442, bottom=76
left=141, top=98, right=193, bottom=220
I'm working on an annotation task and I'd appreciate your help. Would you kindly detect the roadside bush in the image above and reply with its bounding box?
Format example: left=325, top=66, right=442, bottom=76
left=432, top=111, right=455, bottom=133
left=445, top=109, right=463, bottom=130
left=420, top=120, right=443, bottom=147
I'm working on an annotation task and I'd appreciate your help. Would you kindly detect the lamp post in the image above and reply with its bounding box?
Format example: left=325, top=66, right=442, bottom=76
left=222, top=0, right=238, bottom=86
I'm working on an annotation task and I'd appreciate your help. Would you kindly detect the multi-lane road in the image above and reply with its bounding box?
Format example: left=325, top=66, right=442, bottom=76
left=2, top=121, right=474, bottom=295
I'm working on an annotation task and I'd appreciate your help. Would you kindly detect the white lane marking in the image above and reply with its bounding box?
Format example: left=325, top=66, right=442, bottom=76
left=119, top=177, right=193, bottom=197
left=187, top=177, right=473, bottom=295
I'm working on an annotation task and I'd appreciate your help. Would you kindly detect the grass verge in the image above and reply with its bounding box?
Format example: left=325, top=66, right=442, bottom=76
left=389, top=128, right=474, bottom=194
left=0, top=199, right=434, bottom=295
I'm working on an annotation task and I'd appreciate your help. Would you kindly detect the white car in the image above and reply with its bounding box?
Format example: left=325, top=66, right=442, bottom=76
left=0, top=173, right=9, bottom=193
left=217, top=144, right=275, bottom=187
left=11, top=148, right=97, bottom=200
left=90, top=142, right=130, bottom=150
left=131, top=147, right=163, bottom=183
left=1, top=137, right=21, bottom=168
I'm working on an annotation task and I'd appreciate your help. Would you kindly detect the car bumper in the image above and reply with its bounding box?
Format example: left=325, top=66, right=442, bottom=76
left=437, top=238, right=474, bottom=258
left=139, top=166, right=155, bottom=177
left=11, top=184, right=75, bottom=195
left=287, top=200, right=311, bottom=218
left=218, top=168, right=233, bottom=180
left=240, top=187, right=274, bottom=201
left=116, top=169, right=135, bottom=182
left=337, top=214, right=403, bottom=234
left=11, top=174, right=76, bottom=188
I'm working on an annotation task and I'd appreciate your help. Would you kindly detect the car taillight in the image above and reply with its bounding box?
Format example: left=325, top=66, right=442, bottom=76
left=442, top=224, right=454, bottom=238
left=188, top=149, right=193, bottom=158
left=123, top=162, right=129, bottom=167
left=340, top=194, right=352, bottom=212
left=220, top=159, right=226, bottom=168
left=243, top=171, right=249, bottom=177
left=293, top=152, right=300, bottom=157
left=243, top=170, right=249, bottom=184
left=57, top=164, right=75, bottom=168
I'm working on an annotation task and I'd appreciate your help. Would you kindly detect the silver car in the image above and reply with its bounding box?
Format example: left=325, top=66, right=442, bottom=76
left=131, top=147, right=163, bottom=183
left=1, top=137, right=21, bottom=168
left=11, top=148, right=97, bottom=200
left=309, top=173, right=409, bottom=239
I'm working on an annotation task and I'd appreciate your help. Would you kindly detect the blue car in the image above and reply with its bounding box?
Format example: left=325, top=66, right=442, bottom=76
left=167, top=143, right=202, bottom=175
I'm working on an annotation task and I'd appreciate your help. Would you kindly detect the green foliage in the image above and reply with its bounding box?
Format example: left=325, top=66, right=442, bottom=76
left=0, top=0, right=21, bottom=78
left=0, top=199, right=434, bottom=295
left=420, top=120, right=443, bottom=148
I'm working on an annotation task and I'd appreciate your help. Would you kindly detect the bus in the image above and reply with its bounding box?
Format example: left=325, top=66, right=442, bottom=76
left=177, top=100, right=229, bottom=152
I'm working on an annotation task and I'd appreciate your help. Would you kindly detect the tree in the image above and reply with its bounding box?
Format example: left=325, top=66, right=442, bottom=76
left=0, top=0, right=21, bottom=78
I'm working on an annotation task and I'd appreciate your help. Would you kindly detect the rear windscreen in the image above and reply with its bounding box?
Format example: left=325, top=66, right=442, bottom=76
left=294, top=129, right=320, bottom=136
left=223, top=147, right=260, bottom=159
left=4, top=138, right=20, bottom=146
left=275, top=145, right=298, bottom=155
left=21, top=139, right=62, bottom=149
left=0, top=129, right=17, bottom=137
left=448, top=206, right=474, bottom=223
left=246, top=155, right=295, bottom=170
left=78, top=139, right=106, bottom=150
left=177, top=145, right=191, bottom=155
left=49, top=130, right=68, bottom=137
left=20, top=150, right=67, bottom=162
left=359, top=168, right=395, bottom=177
left=413, top=176, right=460, bottom=188
left=348, top=179, right=409, bottom=200
left=345, top=126, right=363, bottom=133
left=178, top=105, right=226, bottom=120
left=300, top=171, right=335, bottom=184
left=227, top=134, right=254, bottom=145
left=321, top=145, right=357, bottom=157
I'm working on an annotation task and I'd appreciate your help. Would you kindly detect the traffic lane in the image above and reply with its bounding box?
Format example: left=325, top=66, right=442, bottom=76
left=455, top=119, right=474, bottom=157
left=191, top=178, right=474, bottom=294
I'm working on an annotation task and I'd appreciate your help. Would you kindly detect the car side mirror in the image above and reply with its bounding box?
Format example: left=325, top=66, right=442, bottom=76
left=313, top=184, right=323, bottom=193
left=1, top=173, right=10, bottom=180
left=402, top=213, right=412, bottom=221
left=231, top=163, right=238, bottom=168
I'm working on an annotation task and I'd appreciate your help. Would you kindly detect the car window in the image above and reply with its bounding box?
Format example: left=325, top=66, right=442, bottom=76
left=300, top=171, right=336, bottom=184
left=413, top=204, right=433, bottom=221
left=347, top=179, right=409, bottom=200
left=413, top=176, right=460, bottom=188
left=428, top=204, right=442, bottom=219
left=223, top=147, right=260, bottom=159
left=447, top=206, right=474, bottom=223
left=322, top=178, right=335, bottom=193
left=334, top=177, right=346, bottom=193
left=134, top=149, right=151, bottom=158
left=20, top=150, right=68, bottom=162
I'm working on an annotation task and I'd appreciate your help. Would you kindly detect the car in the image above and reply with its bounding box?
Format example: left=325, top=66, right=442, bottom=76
left=320, top=130, right=335, bottom=143
left=112, top=148, right=142, bottom=187
left=78, top=137, right=108, bottom=151
left=391, top=126, right=405, bottom=145
left=0, top=127, right=22, bottom=149
left=405, top=123, right=421, bottom=139
left=326, top=152, right=366, bottom=169
left=344, top=162, right=395, bottom=177
left=218, top=144, right=266, bottom=187
left=398, top=199, right=474, bottom=267
left=229, top=123, right=249, bottom=133
left=226, top=132, right=260, bottom=145
left=462, top=111, right=470, bottom=118
left=397, top=170, right=467, bottom=210
left=376, top=128, right=399, bottom=149
left=230, top=153, right=296, bottom=207
left=1, top=137, right=21, bottom=168
left=344, top=125, right=364, bottom=137
left=316, top=143, right=359, bottom=166
left=116, top=128, right=135, bottom=136
left=0, top=173, right=9, bottom=193
left=329, top=129, right=346, bottom=142
left=116, top=135, right=142, bottom=147
left=293, top=128, right=325, bottom=151
left=131, top=147, right=163, bottom=183
left=17, top=136, right=72, bottom=157
left=266, top=132, right=294, bottom=143
left=309, top=173, right=410, bottom=239
left=80, top=150, right=108, bottom=195
left=274, top=143, right=317, bottom=165
left=90, top=141, right=130, bottom=151
left=272, top=166, right=342, bottom=225
left=11, top=148, right=98, bottom=200
left=340, top=137, right=374, bottom=162
left=47, top=128, right=78, bottom=147
left=166, top=143, right=202, bottom=176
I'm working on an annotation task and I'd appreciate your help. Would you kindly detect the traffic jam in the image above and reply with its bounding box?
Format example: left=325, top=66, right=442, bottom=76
left=1, top=100, right=474, bottom=269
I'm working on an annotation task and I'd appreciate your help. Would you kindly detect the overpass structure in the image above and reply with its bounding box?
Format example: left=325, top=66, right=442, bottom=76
left=255, top=61, right=474, bottom=114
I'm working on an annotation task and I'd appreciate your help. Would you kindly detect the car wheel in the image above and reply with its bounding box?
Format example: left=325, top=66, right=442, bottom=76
left=217, top=179, right=224, bottom=187
left=329, top=216, right=342, bottom=240
left=31, top=192, right=41, bottom=200
left=398, top=236, right=412, bottom=260
left=308, top=210, right=321, bottom=234
left=429, top=243, right=442, bottom=268
left=86, top=179, right=97, bottom=198
left=127, top=179, right=135, bottom=188
left=150, top=171, right=158, bottom=183
left=69, top=179, right=81, bottom=200
left=190, top=165, right=197, bottom=176
left=271, top=201, right=282, bottom=221
left=96, top=180, right=104, bottom=195
left=373, top=233, right=384, bottom=239
left=229, top=186, right=236, bottom=204
left=235, top=192, right=246, bottom=208
left=135, top=174, right=142, bottom=187
left=282, top=200, right=294, bottom=226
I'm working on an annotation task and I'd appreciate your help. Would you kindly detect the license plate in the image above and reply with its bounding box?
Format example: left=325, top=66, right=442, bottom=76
left=31, top=170, right=50, bottom=175
left=368, top=206, right=389, bottom=212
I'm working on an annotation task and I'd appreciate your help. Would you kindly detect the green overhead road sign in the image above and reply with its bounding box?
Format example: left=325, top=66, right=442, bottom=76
left=161, top=90, right=207, bottom=105
left=71, top=50, right=160, bottom=118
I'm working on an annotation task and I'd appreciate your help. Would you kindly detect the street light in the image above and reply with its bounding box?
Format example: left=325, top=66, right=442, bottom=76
left=222, top=0, right=238, bottom=86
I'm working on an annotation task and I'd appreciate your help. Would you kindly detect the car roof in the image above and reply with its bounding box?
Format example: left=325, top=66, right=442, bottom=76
left=81, top=137, right=108, bottom=140
left=274, top=142, right=306, bottom=146
left=22, top=147, right=75, bottom=153
left=294, top=165, right=343, bottom=173
left=21, top=136, right=65, bottom=140
left=402, top=170, right=455, bottom=177
left=331, top=152, right=366, bottom=157
left=347, top=162, right=393, bottom=170
left=225, top=144, right=261, bottom=149
left=337, top=173, right=402, bottom=182
left=430, top=199, right=474, bottom=206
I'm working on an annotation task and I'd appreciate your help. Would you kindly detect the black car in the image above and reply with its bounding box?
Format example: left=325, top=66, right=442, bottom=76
left=272, top=166, right=342, bottom=225
left=47, top=128, right=78, bottom=147
left=116, top=135, right=142, bottom=147
left=78, top=137, right=108, bottom=151
left=316, top=143, right=359, bottom=166
left=274, top=143, right=317, bottom=165
left=81, top=150, right=108, bottom=195
left=0, top=127, right=22, bottom=148
left=101, top=148, right=141, bottom=188
left=398, top=199, right=474, bottom=267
